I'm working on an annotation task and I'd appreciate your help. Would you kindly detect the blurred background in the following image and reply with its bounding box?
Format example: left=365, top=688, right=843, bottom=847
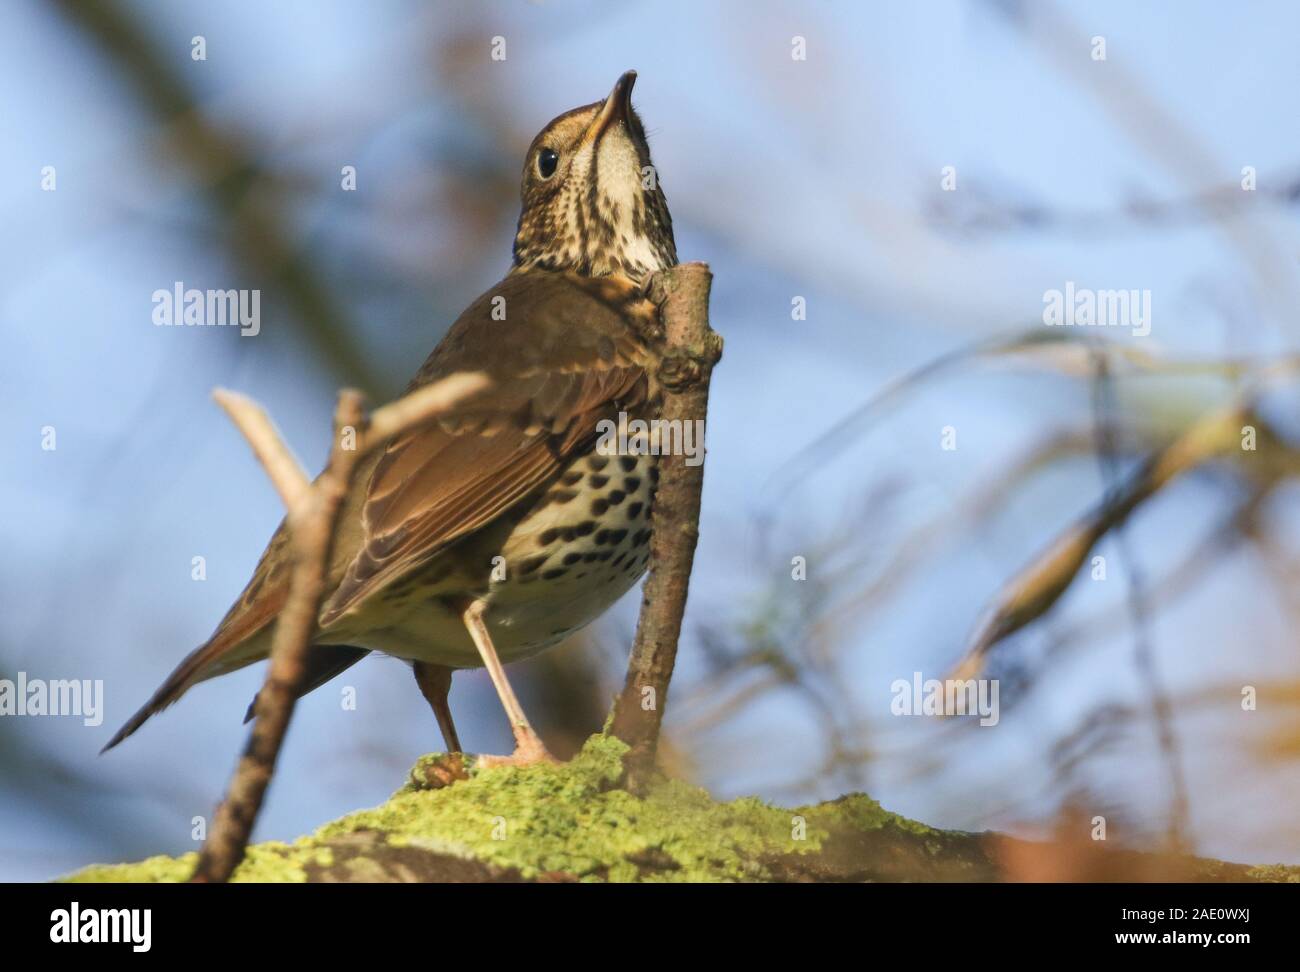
left=4, top=0, right=1300, bottom=881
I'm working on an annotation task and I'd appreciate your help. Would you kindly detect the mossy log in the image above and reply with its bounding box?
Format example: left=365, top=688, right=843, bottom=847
left=66, top=736, right=1300, bottom=883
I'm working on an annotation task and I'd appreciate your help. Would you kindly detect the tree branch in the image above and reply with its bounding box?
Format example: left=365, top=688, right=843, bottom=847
left=212, top=391, right=312, bottom=511
left=74, top=735, right=1300, bottom=884
left=608, top=263, right=722, bottom=786
left=191, top=371, right=490, bottom=883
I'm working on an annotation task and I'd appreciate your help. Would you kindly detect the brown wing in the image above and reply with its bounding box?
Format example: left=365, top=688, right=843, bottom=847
left=102, top=270, right=657, bottom=751
left=318, top=270, right=658, bottom=627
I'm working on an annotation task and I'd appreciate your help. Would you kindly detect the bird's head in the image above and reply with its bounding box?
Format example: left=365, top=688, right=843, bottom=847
left=511, top=71, right=677, bottom=283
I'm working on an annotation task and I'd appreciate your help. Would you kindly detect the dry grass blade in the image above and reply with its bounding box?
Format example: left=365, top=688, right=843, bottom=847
left=949, top=402, right=1248, bottom=682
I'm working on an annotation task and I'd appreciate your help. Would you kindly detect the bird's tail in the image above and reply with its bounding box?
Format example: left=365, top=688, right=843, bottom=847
left=103, top=522, right=300, bottom=752
left=102, top=633, right=371, bottom=751
left=100, top=631, right=267, bottom=753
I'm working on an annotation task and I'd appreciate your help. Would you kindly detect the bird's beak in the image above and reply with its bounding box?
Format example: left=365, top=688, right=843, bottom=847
left=584, top=70, right=637, bottom=145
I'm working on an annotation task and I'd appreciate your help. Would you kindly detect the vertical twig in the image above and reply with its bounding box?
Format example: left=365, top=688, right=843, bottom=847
left=609, top=263, right=721, bottom=786
left=192, top=373, right=489, bottom=882
left=191, top=390, right=366, bottom=882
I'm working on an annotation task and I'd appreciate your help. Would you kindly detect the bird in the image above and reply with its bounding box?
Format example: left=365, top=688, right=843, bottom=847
left=103, top=70, right=678, bottom=767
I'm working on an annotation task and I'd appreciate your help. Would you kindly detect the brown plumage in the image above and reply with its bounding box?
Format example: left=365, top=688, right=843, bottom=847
left=104, top=71, right=678, bottom=764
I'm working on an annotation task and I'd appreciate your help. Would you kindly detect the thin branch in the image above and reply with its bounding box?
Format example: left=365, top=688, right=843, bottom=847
left=212, top=391, right=311, bottom=511
left=363, top=372, right=491, bottom=445
left=608, top=263, right=720, bottom=787
left=191, top=371, right=490, bottom=882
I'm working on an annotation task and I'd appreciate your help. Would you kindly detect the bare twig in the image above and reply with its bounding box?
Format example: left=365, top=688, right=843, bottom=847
left=192, top=371, right=489, bottom=882
left=212, top=392, right=312, bottom=511
left=608, top=263, right=720, bottom=786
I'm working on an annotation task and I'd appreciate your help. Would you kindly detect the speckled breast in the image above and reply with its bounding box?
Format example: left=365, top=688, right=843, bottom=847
left=483, top=447, right=659, bottom=655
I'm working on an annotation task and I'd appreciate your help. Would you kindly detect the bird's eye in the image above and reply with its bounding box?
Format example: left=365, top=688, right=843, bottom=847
left=537, top=148, right=559, bottom=179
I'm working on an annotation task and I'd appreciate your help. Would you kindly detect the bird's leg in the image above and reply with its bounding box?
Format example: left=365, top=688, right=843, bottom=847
left=408, top=662, right=469, bottom=789
left=413, top=661, right=461, bottom=753
left=460, top=599, right=555, bottom=768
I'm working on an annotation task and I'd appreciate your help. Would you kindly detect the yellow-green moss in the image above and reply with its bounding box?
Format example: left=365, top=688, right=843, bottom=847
left=66, top=852, right=197, bottom=884
left=66, top=736, right=823, bottom=883
left=1244, top=863, right=1300, bottom=883
left=63, top=837, right=324, bottom=884
left=804, top=793, right=929, bottom=835
left=62, top=735, right=1300, bottom=883
left=805, top=793, right=954, bottom=858
left=323, top=734, right=822, bottom=882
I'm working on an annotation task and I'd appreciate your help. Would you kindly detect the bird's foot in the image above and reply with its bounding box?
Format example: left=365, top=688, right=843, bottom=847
left=474, top=727, right=557, bottom=770
left=408, top=752, right=470, bottom=791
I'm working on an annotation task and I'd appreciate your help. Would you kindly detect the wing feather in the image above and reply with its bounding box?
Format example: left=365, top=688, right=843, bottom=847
left=319, top=271, right=656, bottom=626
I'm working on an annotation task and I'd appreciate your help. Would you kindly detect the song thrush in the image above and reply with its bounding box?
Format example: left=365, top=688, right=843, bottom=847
left=104, top=71, right=677, bottom=766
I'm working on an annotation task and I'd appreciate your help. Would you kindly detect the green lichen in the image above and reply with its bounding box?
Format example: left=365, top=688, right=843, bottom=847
left=322, top=734, right=821, bottom=882
left=804, top=793, right=933, bottom=835
left=66, top=852, right=197, bottom=884
left=64, top=838, right=321, bottom=884
left=1244, top=863, right=1300, bottom=883
left=61, top=735, right=1300, bottom=883
left=66, top=735, right=822, bottom=883
left=804, top=793, right=955, bottom=860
